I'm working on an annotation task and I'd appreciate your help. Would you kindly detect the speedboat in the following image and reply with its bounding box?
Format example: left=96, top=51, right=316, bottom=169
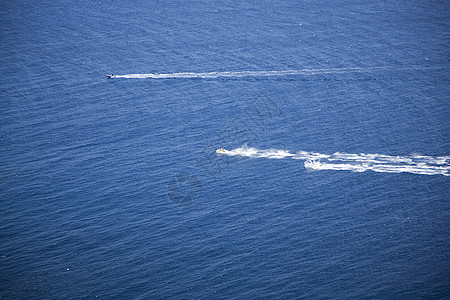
left=216, top=148, right=227, bottom=154
left=304, top=159, right=321, bottom=169
left=106, top=74, right=115, bottom=78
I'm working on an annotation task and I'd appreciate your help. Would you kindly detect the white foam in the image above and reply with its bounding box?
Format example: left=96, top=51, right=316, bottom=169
left=218, top=147, right=450, bottom=176
left=110, top=66, right=443, bottom=79
left=219, top=146, right=295, bottom=159
left=305, top=160, right=449, bottom=176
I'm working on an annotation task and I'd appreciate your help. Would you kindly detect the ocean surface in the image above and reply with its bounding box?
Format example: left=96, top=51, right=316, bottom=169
left=1, top=0, right=449, bottom=298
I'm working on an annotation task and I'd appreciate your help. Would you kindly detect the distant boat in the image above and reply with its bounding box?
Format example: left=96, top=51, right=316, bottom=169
left=216, top=148, right=227, bottom=154
left=106, top=74, right=115, bottom=78
left=304, top=159, right=321, bottom=169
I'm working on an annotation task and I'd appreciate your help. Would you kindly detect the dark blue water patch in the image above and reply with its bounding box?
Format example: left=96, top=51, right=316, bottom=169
left=1, top=0, right=450, bottom=299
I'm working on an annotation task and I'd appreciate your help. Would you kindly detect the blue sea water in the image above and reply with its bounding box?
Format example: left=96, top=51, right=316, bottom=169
left=1, top=0, right=449, bottom=298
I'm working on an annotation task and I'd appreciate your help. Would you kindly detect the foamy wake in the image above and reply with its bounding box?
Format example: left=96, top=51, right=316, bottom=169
left=111, top=66, right=441, bottom=79
left=217, top=147, right=450, bottom=176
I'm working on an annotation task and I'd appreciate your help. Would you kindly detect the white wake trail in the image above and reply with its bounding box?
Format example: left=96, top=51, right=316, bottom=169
left=217, top=147, right=450, bottom=176
left=110, top=66, right=443, bottom=79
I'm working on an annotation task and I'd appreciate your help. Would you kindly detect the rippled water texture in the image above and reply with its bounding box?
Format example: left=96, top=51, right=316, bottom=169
left=1, top=0, right=449, bottom=298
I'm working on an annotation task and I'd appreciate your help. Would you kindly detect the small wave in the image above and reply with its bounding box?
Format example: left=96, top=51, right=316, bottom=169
left=218, top=147, right=450, bottom=176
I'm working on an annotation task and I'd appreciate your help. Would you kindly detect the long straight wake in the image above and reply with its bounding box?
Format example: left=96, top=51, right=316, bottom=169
left=217, top=147, right=450, bottom=176
left=110, top=66, right=443, bottom=79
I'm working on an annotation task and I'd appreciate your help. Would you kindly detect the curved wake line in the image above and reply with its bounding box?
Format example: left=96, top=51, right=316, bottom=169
left=111, top=66, right=444, bottom=79
left=218, top=147, right=450, bottom=176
